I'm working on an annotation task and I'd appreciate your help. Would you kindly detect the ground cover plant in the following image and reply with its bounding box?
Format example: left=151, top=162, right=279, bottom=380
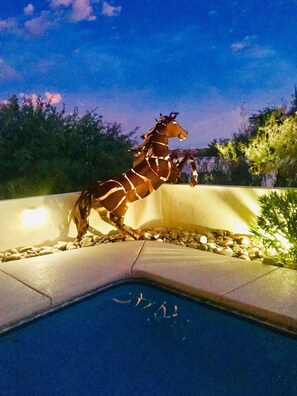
left=250, top=189, right=297, bottom=269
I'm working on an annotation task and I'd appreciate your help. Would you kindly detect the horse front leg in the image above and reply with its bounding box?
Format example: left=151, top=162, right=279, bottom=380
left=110, top=213, right=143, bottom=240
left=188, top=156, right=198, bottom=187
left=169, top=153, right=198, bottom=187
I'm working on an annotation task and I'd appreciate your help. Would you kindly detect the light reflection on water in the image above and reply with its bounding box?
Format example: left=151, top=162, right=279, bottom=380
left=112, top=290, right=192, bottom=342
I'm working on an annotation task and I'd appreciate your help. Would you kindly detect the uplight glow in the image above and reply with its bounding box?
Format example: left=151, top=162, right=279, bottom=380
left=22, top=207, right=48, bottom=228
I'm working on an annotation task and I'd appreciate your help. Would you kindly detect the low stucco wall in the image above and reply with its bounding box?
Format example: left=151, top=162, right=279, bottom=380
left=0, top=184, right=282, bottom=251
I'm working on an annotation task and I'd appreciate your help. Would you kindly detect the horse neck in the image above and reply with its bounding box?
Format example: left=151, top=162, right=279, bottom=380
left=149, top=126, right=170, bottom=158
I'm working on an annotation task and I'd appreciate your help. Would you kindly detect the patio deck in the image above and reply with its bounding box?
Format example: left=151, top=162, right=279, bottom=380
left=1, top=241, right=296, bottom=335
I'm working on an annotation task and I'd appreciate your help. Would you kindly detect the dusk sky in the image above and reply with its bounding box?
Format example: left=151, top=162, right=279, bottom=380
left=1, top=0, right=297, bottom=148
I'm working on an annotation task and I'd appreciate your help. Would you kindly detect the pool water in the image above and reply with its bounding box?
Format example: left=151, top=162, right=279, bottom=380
left=0, top=282, right=296, bottom=396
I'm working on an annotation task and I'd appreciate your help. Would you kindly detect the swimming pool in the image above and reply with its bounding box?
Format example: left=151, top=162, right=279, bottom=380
left=0, top=282, right=296, bottom=396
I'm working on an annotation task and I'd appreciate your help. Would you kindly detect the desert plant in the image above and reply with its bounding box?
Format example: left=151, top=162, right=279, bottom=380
left=250, top=189, right=297, bottom=269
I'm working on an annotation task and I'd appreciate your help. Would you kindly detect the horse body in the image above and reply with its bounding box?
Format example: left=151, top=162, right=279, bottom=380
left=73, top=112, right=198, bottom=239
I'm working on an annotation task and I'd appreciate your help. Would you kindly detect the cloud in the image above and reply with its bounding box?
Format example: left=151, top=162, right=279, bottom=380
left=51, top=0, right=96, bottom=21
left=102, top=1, right=122, bottom=17
left=19, top=92, right=63, bottom=106
left=51, top=0, right=72, bottom=7
left=0, top=18, right=19, bottom=33
left=24, top=4, right=35, bottom=16
left=208, top=10, right=217, bottom=17
left=0, top=58, right=19, bottom=81
left=70, top=0, right=96, bottom=21
left=45, top=92, right=62, bottom=104
left=24, top=11, right=54, bottom=35
left=231, top=36, right=255, bottom=52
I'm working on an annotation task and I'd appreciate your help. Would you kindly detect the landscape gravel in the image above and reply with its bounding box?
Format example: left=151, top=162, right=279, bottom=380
left=0, top=227, right=278, bottom=266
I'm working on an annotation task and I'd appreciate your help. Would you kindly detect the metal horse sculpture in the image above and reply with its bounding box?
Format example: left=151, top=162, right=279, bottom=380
left=72, top=112, right=198, bottom=240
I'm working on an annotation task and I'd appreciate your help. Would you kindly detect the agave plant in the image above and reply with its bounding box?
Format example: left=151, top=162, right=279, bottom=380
left=250, top=189, right=297, bottom=269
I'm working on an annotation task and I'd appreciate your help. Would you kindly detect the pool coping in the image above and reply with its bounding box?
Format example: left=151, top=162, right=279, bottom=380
left=0, top=240, right=297, bottom=335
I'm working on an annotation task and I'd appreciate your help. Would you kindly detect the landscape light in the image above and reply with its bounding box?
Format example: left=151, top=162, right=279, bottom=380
left=22, top=207, right=48, bottom=228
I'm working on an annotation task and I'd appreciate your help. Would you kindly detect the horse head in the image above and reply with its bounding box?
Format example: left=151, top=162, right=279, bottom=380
left=161, top=112, right=188, bottom=141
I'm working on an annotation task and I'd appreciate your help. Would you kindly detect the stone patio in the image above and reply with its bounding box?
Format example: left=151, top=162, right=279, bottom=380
left=1, top=241, right=296, bottom=335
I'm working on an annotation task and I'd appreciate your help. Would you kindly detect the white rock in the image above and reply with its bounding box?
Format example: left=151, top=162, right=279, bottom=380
left=239, top=254, right=251, bottom=261
left=80, top=238, right=95, bottom=248
left=39, top=249, right=54, bottom=256
left=19, top=246, right=34, bottom=253
left=66, top=242, right=77, bottom=250
left=220, top=247, right=234, bottom=257
left=54, top=241, right=68, bottom=250
left=199, top=235, right=207, bottom=244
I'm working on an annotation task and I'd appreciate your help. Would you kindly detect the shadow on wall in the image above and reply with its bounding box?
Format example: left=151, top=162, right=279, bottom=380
left=41, top=193, right=79, bottom=246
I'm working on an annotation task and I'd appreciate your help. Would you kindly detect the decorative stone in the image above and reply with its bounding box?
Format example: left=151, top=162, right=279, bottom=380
left=19, top=246, right=34, bottom=253
left=197, top=244, right=208, bottom=251
left=80, top=237, right=95, bottom=248
left=54, top=241, right=68, bottom=250
left=8, top=253, right=22, bottom=261
left=0, top=224, right=273, bottom=265
left=169, top=231, right=178, bottom=240
left=262, top=257, right=277, bottom=265
left=220, top=247, right=234, bottom=257
left=66, top=242, right=77, bottom=250
left=199, top=235, right=207, bottom=244
left=39, top=249, right=54, bottom=256
left=124, top=236, right=135, bottom=241
left=237, top=236, right=251, bottom=245
left=216, top=230, right=225, bottom=237
left=153, top=226, right=167, bottom=233
left=188, top=241, right=199, bottom=249
left=220, top=239, right=234, bottom=247
left=6, top=248, right=19, bottom=254
left=239, top=254, right=251, bottom=261
left=143, top=232, right=153, bottom=239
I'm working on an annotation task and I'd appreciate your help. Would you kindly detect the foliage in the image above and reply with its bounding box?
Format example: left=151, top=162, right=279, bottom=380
left=250, top=190, right=297, bottom=269
left=0, top=95, right=135, bottom=199
left=216, top=95, right=297, bottom=187
left=242, top=113, right=297, bottom=186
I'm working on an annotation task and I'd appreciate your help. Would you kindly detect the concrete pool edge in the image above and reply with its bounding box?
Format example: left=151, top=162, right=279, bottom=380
left=0, top=240, right=297, bottom=335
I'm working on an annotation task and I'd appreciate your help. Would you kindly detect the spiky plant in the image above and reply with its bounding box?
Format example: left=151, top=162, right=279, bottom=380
left=250, top=189, right=297, bottom=269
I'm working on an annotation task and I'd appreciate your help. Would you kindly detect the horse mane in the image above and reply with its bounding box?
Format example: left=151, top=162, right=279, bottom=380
left=130, top=112, right=178, bottom=166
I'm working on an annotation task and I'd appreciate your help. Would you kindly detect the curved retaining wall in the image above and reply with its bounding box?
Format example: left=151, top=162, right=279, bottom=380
left=0, top=184, right=283, bottom=251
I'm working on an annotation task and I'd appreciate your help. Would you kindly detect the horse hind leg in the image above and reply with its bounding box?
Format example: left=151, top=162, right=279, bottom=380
left=94, top=205, right=142, bottom=240
left=110, top=213, right=143, bottom=240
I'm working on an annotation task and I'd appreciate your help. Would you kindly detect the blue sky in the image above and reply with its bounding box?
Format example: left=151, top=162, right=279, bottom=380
left=1, top=0, right=297, bottom=148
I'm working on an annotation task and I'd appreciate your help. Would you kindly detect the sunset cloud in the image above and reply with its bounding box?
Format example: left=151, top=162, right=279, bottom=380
left=51, top=0, right=96, bottom=21
left=24, top=4, right=35, bottom=16
left=51, top=0, right=72, bottom=7
left=0, top=18, right=19, bottom=33
left=0, top=58, right=19, bottom=81
left=102, top=1, right=122, bottom=17
left=19, top=92, right=62, bottom=106
left=45, top=92, right=62, bottom=104
left=24, top=12, right=54, bottom=35
left=70, top=0, right=96, bottom=22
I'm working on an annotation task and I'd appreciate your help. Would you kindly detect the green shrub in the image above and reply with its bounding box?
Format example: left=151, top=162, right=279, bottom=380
left=250, top=189, right=297, bottom=269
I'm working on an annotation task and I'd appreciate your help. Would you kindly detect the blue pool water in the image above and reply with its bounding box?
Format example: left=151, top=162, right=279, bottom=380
left=0, top=282, right=296, bottom=396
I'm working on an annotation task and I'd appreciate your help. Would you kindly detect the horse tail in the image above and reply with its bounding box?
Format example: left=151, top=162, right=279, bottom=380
left=72, top=182, right=99, bottom=240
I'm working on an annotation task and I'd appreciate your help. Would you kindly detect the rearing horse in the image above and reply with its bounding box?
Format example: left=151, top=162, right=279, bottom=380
left=72, top=112, right=198, bottom=239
